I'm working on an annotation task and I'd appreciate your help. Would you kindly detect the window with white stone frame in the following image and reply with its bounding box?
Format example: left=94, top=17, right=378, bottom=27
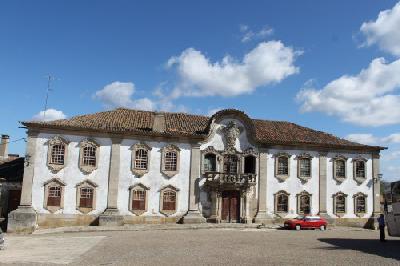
left=204, top=153, right=217, bottom=172
left=79, top=139, right=99, bottom=174
left=161, top=145, right=180, bottom=178
left=353, top=192, right=367, bottom=216
left=132, top=143, right=152, bottom=176
left=333, top=156, right=347, bottom=183
left=47, top=136, right=69, bottom=172
left=333, top=192, right=347, bottom=217
left=353, top=157, right=367, bottom=184
left=76, top=180, right=98, bottom=214
left=129, top=184, right=149, bottom=215
left=274, top=190, right=290, bottom=214
left=159, top=185, right=179, bottom=216
left=297, top=153, right=312, bottom=182
left=275, top=153, right=291, bottom=182
left=43, top=178, right=66, bottom=213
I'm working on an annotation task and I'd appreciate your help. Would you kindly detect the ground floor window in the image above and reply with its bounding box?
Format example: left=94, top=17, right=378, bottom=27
left=299, top=194, right=311, bottom=214
left=354, top=193, right=367, bottom=215
left=275, top=191, right=289, bottom=213
left=80, top=187, right=94, bottom=208
left=333, top=192, right=347, bottom=216
left=47, top=186, right=61, bottom=207
left=133, top=190, right=146, bottom=211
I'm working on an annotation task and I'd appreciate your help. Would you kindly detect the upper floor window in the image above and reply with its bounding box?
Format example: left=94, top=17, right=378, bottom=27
left=275, top=153, right=291, bottom=181
left=161, top=144, right=180, bottom=178
left=132, top=143, right=152, bottom=176
left=244, top=155, right=256, bottom=174
left=333, top=156, right=347, bottom=183
left=79, top=139, right=99, bottom=174
left=223, top=154, right=238, bottom=174
left=47, top=136, right=69, bottom=172
left=297, top=153, right=312, bottom=182
left=353, top=157, right=367, bottom=184
left=275, top=190, right=289, bottom=213
left=204, top=153, right=217, bottom=172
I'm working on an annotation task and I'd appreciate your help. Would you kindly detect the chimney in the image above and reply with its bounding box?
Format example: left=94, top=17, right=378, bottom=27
left=152, top=114, right=166, bottom=133
left=0, top=134, right=9, bottom=159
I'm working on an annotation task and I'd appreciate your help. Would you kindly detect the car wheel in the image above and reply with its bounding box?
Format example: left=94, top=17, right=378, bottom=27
left=320, top=225, right=326, bottom=231
left=295, top=224, right=301, bottom=231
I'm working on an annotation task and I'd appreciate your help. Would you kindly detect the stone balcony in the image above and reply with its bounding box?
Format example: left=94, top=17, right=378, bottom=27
left=203, top=172, right=257, bottom=190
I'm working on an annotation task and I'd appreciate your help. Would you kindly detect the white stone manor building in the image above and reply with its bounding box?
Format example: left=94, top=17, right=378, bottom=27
left=8, top=108, right=385, bottom=232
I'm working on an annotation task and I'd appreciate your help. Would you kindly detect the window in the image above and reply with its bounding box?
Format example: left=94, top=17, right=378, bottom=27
left=132, top=143, right=151, bottom=176
left=223, top=154, right=238, bottom=174
left=47, top=136, right=68, bottom=172
left=333, top=192, right=347, bottom=217
left=79, top=139, right=99, bottom=174
left=76, top=180, right=98, bottom=213
left=353, top=158, right=367, bottom=184
left=161, top=145, right=180, bottom=177
left=129, top=184, right=149, bottom=215
left=333, top=156, right=347, bottom=183
left=299, top=158, right=311, bottom=177
left=244, top=155, right=256, bottom=174
left=165, top=151, right=177, bottom=171
left=204, top=153, right=217, bottom=172
left=80, top=187, right=94, bottom=208
left=43, top=178, right=66, bottom=213
left=278, top=157, right=289, bottom=175
left=354, top=193, right=367, bottom=216
left=163, top=190, right=176, bottom=211
left=355, top=161, right=365, bottom=178
left=134, top=149, right=148, bottom=170
left=47, top=186, right=61, bottom=207
left=299, top=195, right=311, bottom=214
left=275, top=191, right=289, bottom=213
left=51, top=145, right=65, bottom=165
left=159, top=185, right=179, bottom=216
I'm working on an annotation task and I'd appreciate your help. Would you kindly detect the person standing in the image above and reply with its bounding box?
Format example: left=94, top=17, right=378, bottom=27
left=377, top=214, right=386, bottom=242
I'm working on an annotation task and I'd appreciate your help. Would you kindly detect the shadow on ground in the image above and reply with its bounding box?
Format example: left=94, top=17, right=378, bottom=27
left=318, top=238, right=400, bottom=261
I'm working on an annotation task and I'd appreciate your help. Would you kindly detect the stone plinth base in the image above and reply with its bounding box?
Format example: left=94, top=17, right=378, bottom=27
left=181, top=211, right=206, bottom=224
left=7, top=206, right=37, bottom=233
left=206, top=215, right=221, bottom=223
left=99, top=209, right=124, bottom=226
left=254, top=211, right=274, bottom=224
left=318, top=212, right=335, bottom=225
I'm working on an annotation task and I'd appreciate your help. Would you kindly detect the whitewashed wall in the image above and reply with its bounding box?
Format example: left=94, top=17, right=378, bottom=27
left=326, top=152, right=373, bottom=218
left=118, top=140, right=191, bottom=217
left=32, top=133, right=111, bottom=215
left=266, top=150, right=320, bottom=218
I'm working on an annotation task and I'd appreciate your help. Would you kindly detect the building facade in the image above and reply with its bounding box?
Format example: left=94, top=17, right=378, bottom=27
left=8, top=109, right=385, bottom=232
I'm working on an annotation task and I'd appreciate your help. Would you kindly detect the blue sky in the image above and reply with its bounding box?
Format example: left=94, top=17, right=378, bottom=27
left=1, top=1, right=399, bottom=181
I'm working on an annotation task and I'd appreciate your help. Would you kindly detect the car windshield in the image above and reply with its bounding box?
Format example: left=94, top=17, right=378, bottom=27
left=295, top=216, right=305, bottom=220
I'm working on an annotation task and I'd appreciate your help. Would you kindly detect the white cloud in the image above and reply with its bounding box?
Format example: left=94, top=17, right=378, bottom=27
left=240, top=25, right=274, bottom=43
left=382, top=133, right=400, bottom=143
left=93, top=81, right=155, bottom=111
left=167, top=41, right=301, bottom=98
left=32, top=108, right=66, bottom=121
left=345, top=134, right=378, bottom=145
left=297, top=57, right=400, bottom=126
left=360, top=2, right=400, bottom=56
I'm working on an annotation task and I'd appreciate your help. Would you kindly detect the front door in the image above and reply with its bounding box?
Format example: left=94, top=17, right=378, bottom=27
left=221, top=190, right=240, bottom=223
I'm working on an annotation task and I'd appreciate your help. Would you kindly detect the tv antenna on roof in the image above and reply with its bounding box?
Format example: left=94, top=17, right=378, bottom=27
left=43, top=75, right=56, bottom=120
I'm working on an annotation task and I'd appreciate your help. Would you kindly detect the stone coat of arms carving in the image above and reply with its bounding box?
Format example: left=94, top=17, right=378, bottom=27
left=223, top=121, right=240, bottom=153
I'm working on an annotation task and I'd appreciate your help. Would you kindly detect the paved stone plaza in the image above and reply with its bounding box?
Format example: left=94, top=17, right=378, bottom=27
left=0, top=227, right=399, bottom=265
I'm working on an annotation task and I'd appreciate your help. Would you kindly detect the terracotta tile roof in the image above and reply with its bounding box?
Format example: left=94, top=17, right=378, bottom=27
left=21, top=108, right=385, bottom=151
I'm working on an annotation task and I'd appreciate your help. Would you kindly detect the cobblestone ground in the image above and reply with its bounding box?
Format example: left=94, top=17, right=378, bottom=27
left=0, top=227, right=399, bottom=265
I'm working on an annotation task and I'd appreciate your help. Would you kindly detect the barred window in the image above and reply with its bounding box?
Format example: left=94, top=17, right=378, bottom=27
left=276, top=193, right=288, bottom=212
left=355, top=161, right=365, bottom=178
left=335, top=160, right=346, bottom=178
left=132, top=190, right=146, bottom=211
left=82, top=145, right=96, bottom=167
left=299, top=195, right=311, bottom=214
left=223, top=155, right=238, bottom=174
left=277, top=157, right=289, bottom=175
left=204, top=153, right=216, bottom=172
left=355, top=195, right=366, bottom=213
left=163, top=190, right=176, bottom=211
left=47, top=186, right=61, bottom=207
left=134, top=149, right=148, bottom=170
left=335, top=195, right=346, bottom=213
left=80, top=187, right=93, bottom=208
left=299, top=158, right=311, bottom=177
left=51, top=144, right=65, bottom=165
left=164, top=151, right=177, bottom=171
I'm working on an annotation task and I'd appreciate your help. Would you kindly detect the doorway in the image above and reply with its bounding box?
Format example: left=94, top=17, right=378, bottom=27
left=221, top=190, right=240, bottom=223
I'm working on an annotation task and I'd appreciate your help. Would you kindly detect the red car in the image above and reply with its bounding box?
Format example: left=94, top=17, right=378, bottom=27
left=284, top=216, right=327, bottom=230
